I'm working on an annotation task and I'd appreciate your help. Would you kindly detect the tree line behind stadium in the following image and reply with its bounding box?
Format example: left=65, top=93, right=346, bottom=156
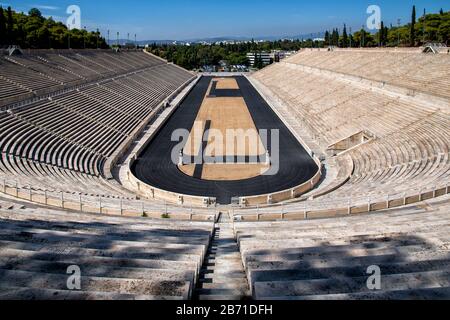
left=0, top=5, right=448, bottom=70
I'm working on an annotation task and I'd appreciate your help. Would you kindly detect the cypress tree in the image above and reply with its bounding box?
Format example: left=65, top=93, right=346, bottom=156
left=361, top=28, right=366, bottom=47
left=410, top=5, right=416, bottom=46
left=254, top=54, right=263, bottom=69
left=379, top=21, right=385, bottom=46
left=324, top=30, right=330, bottom=46
left=6, top=6, right=13, bottom=45
left=422, top=8, right=427, bottom=44
left=384, top=25, right=389, bottom=46
left=0, top=6, right=6, bottom=46
left=332, top=29, right=339, bottom=46
left=378, top=21, right=389, bottom=46
left=342, top=24, right=348, bottom=47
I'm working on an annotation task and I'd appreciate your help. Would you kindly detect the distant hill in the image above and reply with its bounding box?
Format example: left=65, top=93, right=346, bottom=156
left=110, top=33, right=328, bottom=46
left=108, top=39, right=177, bottom=46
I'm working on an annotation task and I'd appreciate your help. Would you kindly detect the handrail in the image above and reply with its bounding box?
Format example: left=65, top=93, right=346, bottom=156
left=0, top=177, right=215, bottom=222
left=1, top=177, right=447, bottom=222
left=238, top=156, right=323, bottom=207
left=232, top=182, right=450, bottom=222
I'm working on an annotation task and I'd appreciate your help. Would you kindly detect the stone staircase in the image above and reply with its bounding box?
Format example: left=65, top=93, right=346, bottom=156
left=195, top=212, right=250, bottom=300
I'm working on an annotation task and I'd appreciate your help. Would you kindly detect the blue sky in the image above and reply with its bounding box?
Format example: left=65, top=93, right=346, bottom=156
left=3, top=0, right=449, bottom=40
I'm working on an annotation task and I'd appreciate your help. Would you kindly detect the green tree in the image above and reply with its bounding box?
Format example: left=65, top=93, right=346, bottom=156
left=330, top=29, right=339, bottom=46
left=342, top=24, right=348, bottom=47
left=437, top=14, right=450, bottom=44
left=6, top=6, right=13, bottom=45
left=28, top=8, right=42, bottom=18
left=377, top=21, right=389, bottom=46
left=0, top=6, right=6, bottom=46
left=353, top=29, right=374, bottom=47
left=411, top=5, right=416, bottom=46
left=379, top=21, right=384, bottom=45
left=1, top=6, right=108, bottom=49
left=254, top=54, right=264, bottom=69
left=324, top=30, right=330, bottom=46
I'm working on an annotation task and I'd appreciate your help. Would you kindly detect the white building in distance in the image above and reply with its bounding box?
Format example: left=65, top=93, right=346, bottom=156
left=246, top=52, right=272, bottom=67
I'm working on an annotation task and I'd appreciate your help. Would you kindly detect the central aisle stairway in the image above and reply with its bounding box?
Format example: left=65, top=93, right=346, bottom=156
left=195, top=212, right=250, bottom=300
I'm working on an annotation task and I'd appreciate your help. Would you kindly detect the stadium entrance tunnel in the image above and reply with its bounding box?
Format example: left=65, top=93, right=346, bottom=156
left=131, top=76, right=319, bottom=205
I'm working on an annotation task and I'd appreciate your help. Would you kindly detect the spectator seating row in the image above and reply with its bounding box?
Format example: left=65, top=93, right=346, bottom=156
left=235, top=196, right=450, bottom=300
left=0, top=202, right=214, bottom=300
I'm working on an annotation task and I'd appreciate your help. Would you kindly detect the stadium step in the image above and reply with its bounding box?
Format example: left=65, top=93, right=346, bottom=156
left=195, top=212, right=250, bottom=300
left=0, top=286, right=184, bottom=300
left=253, top=270, right=450, bottom=299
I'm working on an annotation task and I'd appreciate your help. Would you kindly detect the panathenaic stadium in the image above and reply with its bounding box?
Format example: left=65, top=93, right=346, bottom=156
left=0, top=46, right=449, bottom=300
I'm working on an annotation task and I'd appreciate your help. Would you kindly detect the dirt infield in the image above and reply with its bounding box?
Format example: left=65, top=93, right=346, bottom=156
left=214, top=77, right=239, bottom=90
left=179, top=164, right=270, bottom=181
